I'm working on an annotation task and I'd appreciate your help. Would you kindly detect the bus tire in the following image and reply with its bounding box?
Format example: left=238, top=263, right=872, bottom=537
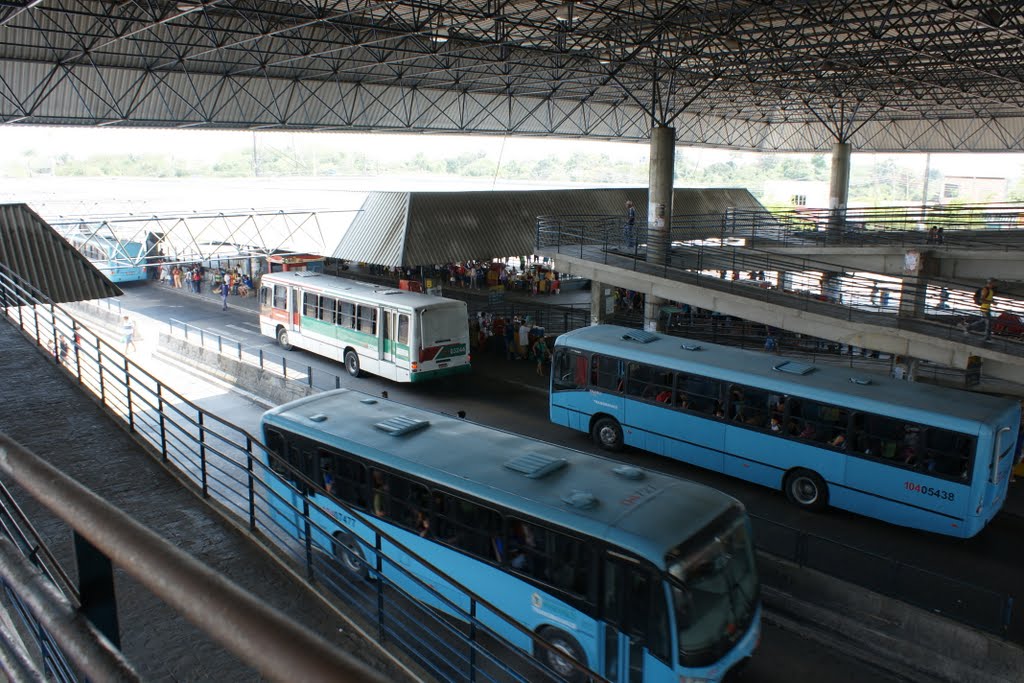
left=276, top=327, right=293, bottom=351
left=344, top=349, right=362, bottom=378
left=536, top=627, right=587, bottom=683
left=591, top=416, right=623, bottom=452
left=784, top=469, right=829, bottom=511
left=332, top=531, right=369, bottom=579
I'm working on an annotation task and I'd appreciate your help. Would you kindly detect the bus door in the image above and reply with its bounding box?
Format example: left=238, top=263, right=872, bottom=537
left=290, top=287, right=301, bottom=329
left=383, top=310, right=410, bottom=372
left=602, top=553, right=667, bottom=682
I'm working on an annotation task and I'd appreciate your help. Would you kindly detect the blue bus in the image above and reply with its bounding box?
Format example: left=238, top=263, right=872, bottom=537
left=549, top=325, right=1021, bottom=538
left=261, top=389, right=761, bottom=683
left=65, top=233, right=147, bottom=283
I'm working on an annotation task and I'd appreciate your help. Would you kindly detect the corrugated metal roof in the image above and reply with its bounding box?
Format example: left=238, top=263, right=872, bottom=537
left=331, top=188, right=764, bottom=267
left=0, top=203, right=123, bottom=302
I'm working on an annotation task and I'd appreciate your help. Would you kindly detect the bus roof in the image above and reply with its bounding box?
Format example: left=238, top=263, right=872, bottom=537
left=261, top=389, right=738, bottom=566
left=555, top=325, right=1019, bottom=429
left=260, top=271, right=465, bottom=311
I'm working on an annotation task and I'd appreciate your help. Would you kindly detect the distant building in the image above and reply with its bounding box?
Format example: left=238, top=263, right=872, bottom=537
left=940, top=175, right=1007, bottom=204
left=761, top=180, right=830, bottom=208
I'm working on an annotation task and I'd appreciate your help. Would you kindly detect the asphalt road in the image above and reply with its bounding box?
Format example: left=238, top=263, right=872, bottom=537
left=113, top=281, right=1013, bottom=681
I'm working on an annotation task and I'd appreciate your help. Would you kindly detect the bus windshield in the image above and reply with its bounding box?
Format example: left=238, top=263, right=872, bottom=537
left=421, top=306, right=467, bottom=346
left=667, top=512, right=758, bottom=668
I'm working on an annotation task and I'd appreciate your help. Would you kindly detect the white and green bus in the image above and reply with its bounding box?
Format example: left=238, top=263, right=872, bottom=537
left=259, top=271, right=471, bottom=382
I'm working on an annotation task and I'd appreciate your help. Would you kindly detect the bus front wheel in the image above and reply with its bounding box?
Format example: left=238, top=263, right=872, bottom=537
left=536, top=627, right=586, bottom=683
left=784, top=469, right=828, bottom=511
left=332, top=531, right=368, bottom=579
left=591, top=416, right=623, bottom=452
left=344, top=349, right=362, bottom=378
left=276, top=327, right=293, bottom=351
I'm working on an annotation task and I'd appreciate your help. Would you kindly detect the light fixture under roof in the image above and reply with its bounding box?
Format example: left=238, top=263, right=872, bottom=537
left=431, top=26, right=449, bottom=43
left=555, top=2, right=574, bottom=23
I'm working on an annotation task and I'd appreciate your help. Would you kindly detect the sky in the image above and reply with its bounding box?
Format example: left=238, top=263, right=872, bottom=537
left=1, top=125, right=1022, bottom=181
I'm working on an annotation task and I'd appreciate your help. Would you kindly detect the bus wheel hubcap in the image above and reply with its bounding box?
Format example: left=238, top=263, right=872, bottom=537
left=794, top=478, right=817, bottom=504
left=549, top=643, right=573, bottom=676
left=599, top=426, right=617, bottom=446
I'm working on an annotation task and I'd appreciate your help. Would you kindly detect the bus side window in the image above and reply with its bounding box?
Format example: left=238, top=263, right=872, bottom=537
left=552, top=351, right=587, bottom=391
left=338, top=300, right=355, bottom=329
left=591, top=355, right=623, bottom=393
left=357, top=305, right=377, bottom=335
left=370, top=469, right=389, bottom=517
left=546, top=531, right=593, bottom=600
left=923, top=427, right=974, bottom=480
left=264, top=429, right=288, bottom=475
left=318, top=449, right=368, bottom=509
left=626, top=362, right=654, bottom=398
left=397, top=314, right=409, bottom=345
left=321, top=296, right=337, bottom=325
left=259, top=286, right=270, bottom=307
left=303, top=292, right=319, bottom=317
left=272, top=285, right=288, bottom=310
left=389, top=478, right=430, bottom=532
left=433, top=491, right=501, bottom=560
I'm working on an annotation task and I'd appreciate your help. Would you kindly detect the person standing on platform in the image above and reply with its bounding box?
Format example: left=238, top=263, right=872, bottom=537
left=220, top=280, right=231, bottom=311
left=623, top=200, right=637, bottom=248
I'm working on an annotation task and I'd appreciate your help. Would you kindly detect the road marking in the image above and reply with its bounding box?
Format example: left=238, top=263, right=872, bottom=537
left=226, top=323, right=259, bottom=332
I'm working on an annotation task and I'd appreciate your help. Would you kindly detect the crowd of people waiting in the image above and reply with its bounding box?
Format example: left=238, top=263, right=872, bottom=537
left=470, top=313, right=552, bottom=375
left=157, top=263, right=255, bottom=298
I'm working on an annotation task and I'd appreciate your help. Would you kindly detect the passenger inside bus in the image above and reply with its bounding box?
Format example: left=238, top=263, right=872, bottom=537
left=371, top=470, right=388, bottom=517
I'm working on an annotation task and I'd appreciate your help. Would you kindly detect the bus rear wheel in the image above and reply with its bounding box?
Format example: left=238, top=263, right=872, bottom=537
left=784, top=469, right=829, bottom=511
left=333, top=531, right=368, bottom=579
left=536, top=627, right=586, bottom=683
left=591, top=416, right=623, bottom=452
left=276, top=327, right=292, bottom=351
left=344, top=349, right=362, bottom=378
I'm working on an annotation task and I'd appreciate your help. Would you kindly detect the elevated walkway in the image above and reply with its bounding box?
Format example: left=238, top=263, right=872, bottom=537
left=537, top=224, right=1024, bottom=384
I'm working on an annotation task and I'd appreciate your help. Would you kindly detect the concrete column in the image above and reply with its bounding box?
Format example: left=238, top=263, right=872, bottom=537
left=897, top=250, right=934, bottom=319
left=643, top=125, right=674, bottom=330
left=590, top=281, right=613, bottom=325
left=828, top=142, right=851, bottom=241
left=647, top=125, right=674, bottom=267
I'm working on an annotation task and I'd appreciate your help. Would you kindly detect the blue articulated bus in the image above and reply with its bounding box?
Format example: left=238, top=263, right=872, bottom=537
left=261, top=389, right=761, bottom=683
left=65, top=233, right=147, bottom=283
left=550, top=325, right=1021, bottom=538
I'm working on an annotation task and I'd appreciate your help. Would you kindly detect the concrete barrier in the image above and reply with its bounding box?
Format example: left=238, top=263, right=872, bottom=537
left=760, top=553, right=1024, bottom=683
left=158, top=332, right=315, bottom=406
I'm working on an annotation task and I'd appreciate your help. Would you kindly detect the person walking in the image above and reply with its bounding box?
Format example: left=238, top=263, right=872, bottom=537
left=623, top=200, right=637, bottom=248
left=120, top=315, right=137, bottom=353
left=220, top=279, right=231, bottom=311
left=962, top=278, right=997, bottom=340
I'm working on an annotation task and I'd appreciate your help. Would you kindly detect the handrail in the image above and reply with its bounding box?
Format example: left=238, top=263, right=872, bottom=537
left=0, top=534, right=138, bottom=682
left=0, top=434, right=386, bottom=683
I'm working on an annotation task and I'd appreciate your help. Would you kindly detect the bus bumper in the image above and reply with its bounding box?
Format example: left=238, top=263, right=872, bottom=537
left=410, top=364, right=472, bottom=382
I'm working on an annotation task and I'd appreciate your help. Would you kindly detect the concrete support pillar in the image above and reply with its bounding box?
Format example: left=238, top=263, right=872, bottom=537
left=828, top=142, right=851, bottom=241
left=898, top=249, right=935, bottom=319
left=590, top=281, right=613, bottom=326
left=644, top=294, right=664, bottom=333
left=647, top=125, right=674, bottom=267
left=643, top=125, right=674, bottom=331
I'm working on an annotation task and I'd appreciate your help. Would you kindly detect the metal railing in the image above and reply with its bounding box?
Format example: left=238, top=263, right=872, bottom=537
left=535, top=214, right=1024, bottom=359
left=0, top=263, right=596, bottom=683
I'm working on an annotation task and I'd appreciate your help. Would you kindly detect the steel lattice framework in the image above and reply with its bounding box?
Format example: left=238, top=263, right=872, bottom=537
left=2, top=1, right=1024, bottom=152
